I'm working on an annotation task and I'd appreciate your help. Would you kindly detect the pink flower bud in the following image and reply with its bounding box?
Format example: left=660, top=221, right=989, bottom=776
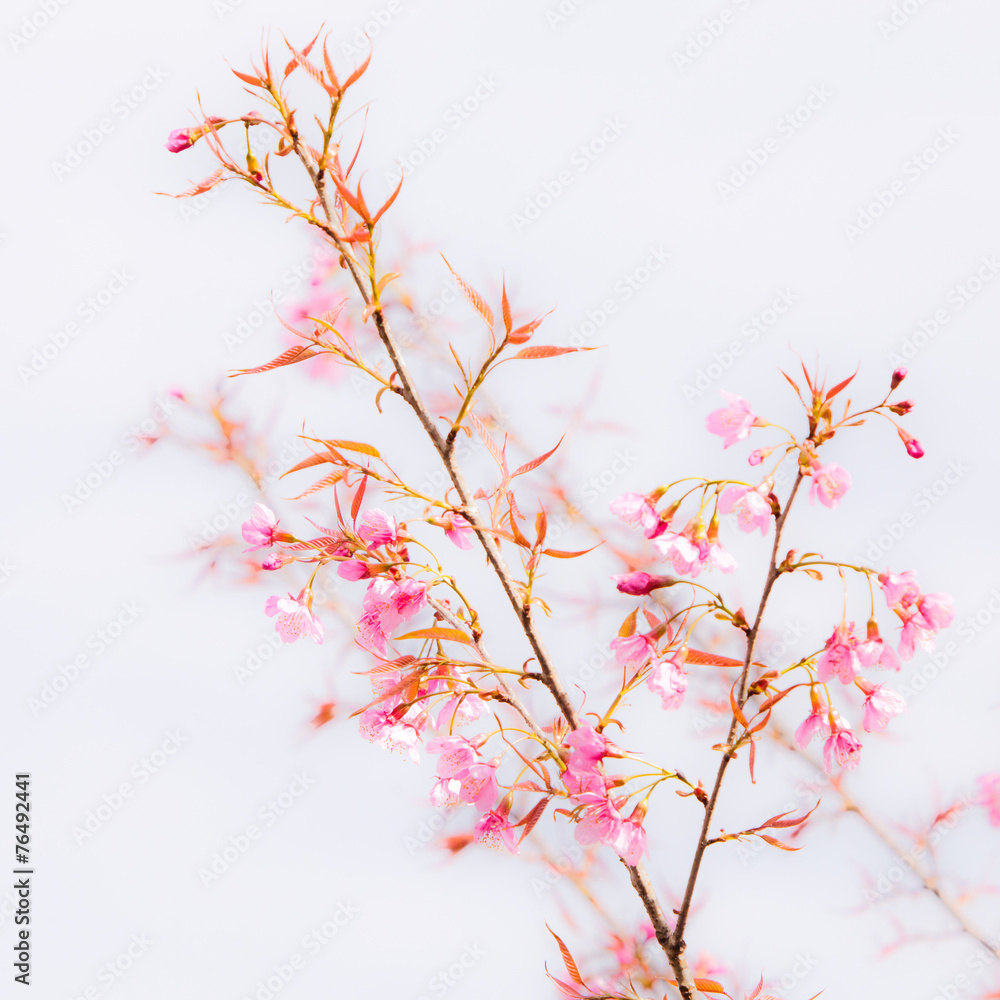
left=888, top=400, right=913, bottom=415
left=165, top=128, right=196, bottom=152
left=261, top=553, right=290, bottom=570
left=905, top=437, right=924, bottom=458
left=891, top=366, right=907, bottom=389
left=611, top=572, right=676, bottom=596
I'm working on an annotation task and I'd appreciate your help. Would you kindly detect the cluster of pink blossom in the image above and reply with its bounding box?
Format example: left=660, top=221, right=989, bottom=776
left=561, top=724, right=647, bottom=865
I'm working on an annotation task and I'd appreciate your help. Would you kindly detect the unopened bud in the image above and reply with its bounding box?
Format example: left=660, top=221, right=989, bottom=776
left=888, top=400, right=913, bottom=415
left=611, top=572, right=677, bottom=596
left=891, top=366, right=908, bottom=389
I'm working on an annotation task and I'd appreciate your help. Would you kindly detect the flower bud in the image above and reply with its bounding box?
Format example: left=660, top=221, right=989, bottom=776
left=891, top=367, right=907, bottom=389
left=165, top=128, right=196, bottom=152
left=905, top=437, right=924, bottom=458
left=888, top=400, right=913, bottom=415
left=611, top=572, right=677, bottom=596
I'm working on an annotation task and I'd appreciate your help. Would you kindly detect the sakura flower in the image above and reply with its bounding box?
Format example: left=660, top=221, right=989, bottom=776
left=897, top=591, right=955, bottom=660
left=610, top=632, right=656, bottom=670
left=242, top=503, right=279, bottom=551
left=165, top=128, right=196, bottom=152
left=719, top=482, right=774, bottom=536
left=795, top=705, right=831, bottom=749
left=435, top=689, right=486, bottom=731
left=856, top=620, right=901, bottom=671
left=706, top=391, right=760, bottom=448
left=816, top=622, right=861, bottom=684
left=355, top=577, right=429, bottom=652
left=456, top=762, right=500, bottom=811
left=974, top=774, right=1000, bottom=827
left=610, top=493, right=659, bottom=537
left=611, top=571, right=675, bottom=596
left=646, top=653, right=687, bottom=710
left=427, top=735, right=481, bottom=776
left=441, top=512, right=475, bottom=550
left=856, top=678, right=907, bottom=732
left=704, top=538, right=738, bottom=574
left=337, top=558, right=371, bottom=581
left=474, top=803, right=520, bottom=853
left=358, top=706, right=423, bottom=762
left=564, top=724, right=611, bottom=774
left=357, top=508, right=397, bottom=547
left=809, top=463, right=852, bottom=509
left=879, top=570, right=920, bottom=608
left=355, top=609, right=391, bottom=654
left=265, top=593, right=324, bottom=644
left=574, top=792, right=624, bottom=850
left=429, top=777, right=462, bottom=808
left=823, top=715, right=862, bottom=773
left=613, top=804, right=648, bottom=866
left=653, top=530, right=702, bottom=576
left=393, top=578, right=429, bottom=621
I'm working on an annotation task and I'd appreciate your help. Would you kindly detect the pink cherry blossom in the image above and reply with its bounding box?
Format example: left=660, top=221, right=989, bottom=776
left=242, top=503, right=279, bottom=551
left=564, top=724, right=611, bottom=774
left=474, top=805, right=520, bottom=853
left=574, top=792, right=624, bottom=850
left=358, top=706, right=423, bottom=762
left=393, top=578, right=429, bottom=621
left=610, top=633, right=656, bottom=670
left=646, top=654, right=687, bottom=710
left=435, top=690, right=487, bottom=731
left=165, top=128, right=196, bottom=152
left=429, top=777, right=462, bottom=808
left=816, top=622, right=861, bottom=684
left=442, top=512, right=475, bottom=550
left=795, top=707, right=831, bottom=749
left=706, top=391, right=759, bottom=448
left=456, top=762, right=500, bottom=811
left=823, top=715, right=862, bottom=773
left=856, top=679, right=907, bottom=732
left=611, top=571, right=675, bottom=596
left=613, top=806, right=648, bottom=865
left=705, top=539, right=737, bottom=574
left=898, top=592, right=955, bottom=660
left=809, top=463, right=852, bottom=509
left=427, top=735, right=481, bottom=776
left=974, top=774, right=1000, bottom=827
left=856, top=621, right=901, bottom=671
left=653, top=530, right=702, bottom=576
left=357, top=508, right=397, bottom=547
left=610, top=493, right=659, bottom=537
left=261, top=553, right=289, bottom=571
left=719, top=482, right=774, bottom=536
left=265, top=593, right=324, bottom=644
left=337, top=558, right=371, bottom=581
left=879, top=570, right=920, bottom=608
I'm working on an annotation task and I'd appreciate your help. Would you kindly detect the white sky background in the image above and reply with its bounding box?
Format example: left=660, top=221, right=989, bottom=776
left=3, top=1, right=1000, bottom=998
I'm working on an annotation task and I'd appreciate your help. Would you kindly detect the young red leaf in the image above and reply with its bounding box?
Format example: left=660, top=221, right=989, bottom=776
left=154, top=170, right=226, bottom=199
left=229, top=345, right=320, bottom=377
left=441, top=256, right=494, bottom=330
left=320, top=439, right=380, bottom=458
left=351, top=475, right=368, bottom=520
left=470, top=414, right=508, bottom=478
left=512, top=345, right=594, bottom=360
left=372, top=175, right=403, bottom=225
left=280, top=451, right=343, bottom=478
left=395, top=628, right=472, bottom=644
left=501, top=279, right=512, bottom=336
left=342, top=45, right=373, bottom=90
left=825, top=367, right=858, bottom=401
left=288, top=471, right=344, bottom=500
left=231, top=68, right=264, bottom=87
left=546, top=927, right=587, bottom=988
left=517, top=796, right=551, bottom=843
left=619, top=607, right=639, bottom=638
left=757, top=833, right=801, bottom=851
left=540, top=544, right=600, bottom=559
left=684, top=649, right=743, bottom=667
left=511, top=436, right=563, bottom=479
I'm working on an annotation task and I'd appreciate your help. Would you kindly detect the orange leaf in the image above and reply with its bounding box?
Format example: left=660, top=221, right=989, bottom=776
left=501, top=279, right=512, bottom=335
left=757, top=833, right=801, bottom=851
left=231, top=68, right=264, bottom=87
left=546, top=927, right=587, bottom=988
left=351, top=474, right=368, bottom=520
left=541, top=545, right=600, bottom=559
left=154, top=170, right=225, bottom=199
left=288, top=471, right=344, bottom=500
left=321, top=439, right=380, bottom=458
left=826, top=367, right=858, bottom=401
left=280, top=451, right=343, bottom=477
left=396, top=627, right=472, bottom=644
left=372, top=175, right=403, bottom=225
left=513, top=345, right=593, bottom=360
left=684, top=649, right=743, bottom=667
left=511, top=437, right=563, bottom=478
left=342, top=45, right=373, bottom=90
left=441, top=256, right=494, bottom=330
left=517, top=796, right=551, bottom=843
left=229, top=344, right=320, bottom=377
left=619, top=607, right=638, bottom=638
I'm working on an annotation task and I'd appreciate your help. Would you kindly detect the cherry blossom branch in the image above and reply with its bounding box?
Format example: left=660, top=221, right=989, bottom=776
left=771, top=725, right=1000, bottom=962
left=646, top=471, right=805, bottom=998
